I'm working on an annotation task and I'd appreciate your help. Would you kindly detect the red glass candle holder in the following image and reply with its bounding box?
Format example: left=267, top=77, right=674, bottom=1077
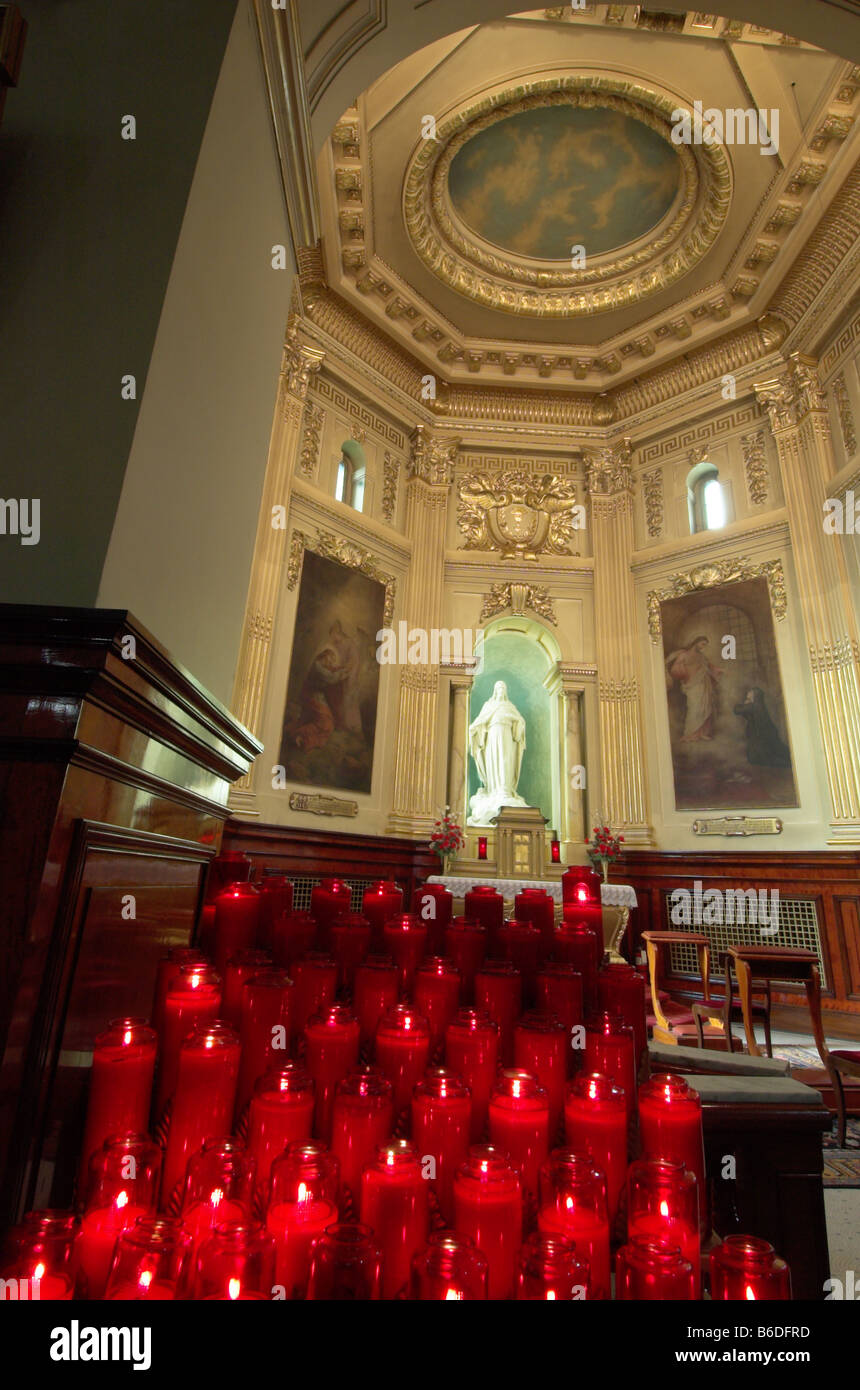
left=598, top=963, right=647, bottom=1066
left=477, top=836, right=488, bottom=861
left=552, top=920, right=600, bottom=1013
left=213, top=882, right=261, bottom=978
left=550, top=838, right=561, bottom=864
left=464, top=886, right=504, bottom=956
left=375, top=1005, right=431, bottom=1117
left=179, top=1137, right=256, bottom=1254
left=76, top=1134, right=161, bottom=1298
left=310, top=878, right=352, bottom=949
left=271, top=911, right=316, bottom=970
left=151, top=948, right=208, bottom=1039
left=360, top=1140, right=429, bottom=1301
left=1, top=1211, right=77, bottom=1301
left=307, top=1222, right=382, bottom=1300
left=514, top=1011, right=568, bottom=1140
left=206, top=851, right=252, bottom=900
left=411, top=1232, right=488, bottom=1301
left=247, top=1064, right=315, bottom=1203
left=412, top=881, right=453, bottom=956
left=156, top=965, right=221, bottom=1120
left=383, top=913, right=429, bottom=996
left=475, top=960, right=522, bottom=1067
left=412, top=1068, right=471, bottom=1224
left=453, top=1145, right=522, bottom=1301
left=489, top=1069, right=551, bottom=1203
left=104, top=1216, right=191, bottom=1300
left=257, top=875, right=294, bottom=951
left=562, top=866, right=601, bottom=905
left=414, top=957, right=461, bottom=1053
left=353, top=955, right=399, bottom=1048
left=564, top=1073, right=627, bottom=1230
left=161, top=1022, right=241, bottom=1210
left=331, top=912, right=371, bottom=992
left=627, top=1157, right=701, bottom=1295
left=709, top=1235, right=791, bottom=1301
left=638, top=1073, right=707, bottom=1238
left=616, top=1235, right=696, bottom=1300
left=305, top=1005, right=360, bottom=1142
left=584, top=1011, right=636, bottom=1119
left=443, top=916, right=487, bottom=1003
left=290, top=953, right=337, bottom=1038
left=221, top=948, right=271, bottom=1029
left=78, top=1018, right=157, bottom=1193
left=330, top=1068, right=394, bottom=1205
left=514, top=888, right=555, bottom=961
left=536, top=962, right=584, bottom=1038
left=194, top=1220, right=276, bottom=1300
left=236, top=969, right=295, bottom=1120
left=361, top=879, right=403, bottom=953
left=498, top=919, right=542, bottom=1005
left=266, top=1142, right=339, bottom=1298
left=516, top=1231, right=590, bottom=1301
left=445, top=1008, right=499, bottom=1142
left=538, top=1149, right=610, bottom=1299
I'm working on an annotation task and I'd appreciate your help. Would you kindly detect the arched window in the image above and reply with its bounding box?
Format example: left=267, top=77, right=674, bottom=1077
left=687, top=459, right=725, bottom=534
left=335, top=439, right=366, bottom=513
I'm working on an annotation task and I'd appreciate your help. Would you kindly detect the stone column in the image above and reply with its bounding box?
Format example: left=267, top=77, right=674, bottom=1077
left=587, top=440, right=652, bottom=843
left=387, top=426, right=460, bottom=837
left=561, top=675, right=586, bottom=848
left=229, top=324, right=324, bottom=812
left=755, top=353, right=860, bottom=839
left=446, top=672, right=473, bottom=830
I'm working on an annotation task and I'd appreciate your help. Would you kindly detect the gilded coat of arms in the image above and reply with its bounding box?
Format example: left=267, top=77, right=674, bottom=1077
left=457, top=470, right=583, bottom=559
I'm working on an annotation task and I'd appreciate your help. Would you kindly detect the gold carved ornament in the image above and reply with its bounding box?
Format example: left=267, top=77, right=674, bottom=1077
left=480, top=582, right=558, bottom=625
left=287, top=529, right=397, bottom=627
left=458, top=470, right=581, bottom=559
left=647, top=557, right=787, bottom=641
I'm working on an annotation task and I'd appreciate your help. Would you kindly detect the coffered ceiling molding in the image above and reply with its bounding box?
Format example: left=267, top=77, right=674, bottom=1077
left=402, top=75, right=731, bottom=319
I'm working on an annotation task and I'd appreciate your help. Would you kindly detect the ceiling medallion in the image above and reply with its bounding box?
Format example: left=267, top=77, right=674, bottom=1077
left=403, top=75, right=732, bottom=318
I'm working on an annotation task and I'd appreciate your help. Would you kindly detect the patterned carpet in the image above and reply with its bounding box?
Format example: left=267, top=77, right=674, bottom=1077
left=771, top=1045, right=860, bottom=1185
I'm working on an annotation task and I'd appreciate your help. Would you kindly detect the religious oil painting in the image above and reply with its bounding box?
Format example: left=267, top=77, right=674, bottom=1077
left=660, top=577, right=798, bottom=811
left=279, top=550, right=385, bottom=794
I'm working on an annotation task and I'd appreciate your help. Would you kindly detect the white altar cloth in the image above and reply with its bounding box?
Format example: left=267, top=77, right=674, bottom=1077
left=428, top=875, right=637, bottom=909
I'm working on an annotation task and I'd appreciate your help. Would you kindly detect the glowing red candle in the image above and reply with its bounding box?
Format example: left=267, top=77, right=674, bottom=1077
left=0, top=1211, right=77, bottom=1301
left=361, top=879, right=402, bottom=952
left=307, top=1222, right=382, bottom=1300
left=627, top=1157, right=701, bottom=1295
left=552, top=920, right=600, bottom=1013
left=194, top=1220, right=276, bottom=1300
left=616, top=1236, right=695, bottom=1300
left=411, top=1232, right=488, bottom=1301
left=598, top=963, right=647, bottom=1067
left=638, top=1073, right=707, bottom=1238
left=290, top=952, right=337, bottom=1038
left=412, top=1068, right=471, bottom=1223
left=330, top=1068, right=394, bottom=1205
left=76, top=1134, right=161, bottom=1299
left=550, top=838, right=561, bottom=864
left=514, top=888, right=555, bottom=961
left=236, top=969, right=295, bottom=1119
left=213, top=882, right=261, bottom=978
left=475, top=960, right=522, bottom=1066
left=331, top=912, right=371, bottom=992
left=709, top=1235, right=791, bottom=1301
left=156, top=965, right=221, bottom=1120
left=161, top=1023, right=241, bottom=1211
left=177, top=1137, right=255, bottom=1264
left=564, top=1073, right=627, bottom=1230
left=305, top=1005, right=360, bottom=1142
left=207, top=851, right=253, bottom=898
left=104, top=1216, right=192, bottom=1300
left=221, top=948, right=271, bottom=1028
left=360, top=1141, right=428, bottom=1300
left=584, top=1011, right=636, bottom=1120
left=464, top=886, right=504, bottom=956
left=516, top=1231, right=590, bottom=1301
left=353, top=956, right=399, bottom=1048
left=454, top=1145, right=522, bottom=1301
left=247, top=1064, right=315, bottom=1204
left=477, top=835, right=488, bottom=861
left=412, top=881, right=453, bottom=956
left=375, top=1005, right=431, bottom=1116
left=150, top=948, right=208, bottom=1040
left=78, top=1018, right=157, bottom=1192
left=514, top=1012, right=568, bottom=1140
left=444, top=917, right=487, bottom=1002
left=257, top=875, right=293, bottom=952
left=271, top=911, right=316, bottom=970
left=562, top=865, right=601, bottom=905
left=536, top=962, right=584, bottom=1040
left=266, top=1142, right=339, bottom=1298
left=310, top=877, right=352, bottom=949
left=498, top=919, right=542, bottom=1005
left=489, top=1068, right=550, bottom=1203
left=383, top=912, right=428, bottom=996
left=414, top=957, right=461, bottom=1053
left=538, top=1150, right=610, bottom=1299
left=445, top=1008, right=499, bottom=1141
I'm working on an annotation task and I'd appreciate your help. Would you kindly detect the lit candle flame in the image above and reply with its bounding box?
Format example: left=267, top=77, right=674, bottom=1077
left=210, top=1187, right=225, bottom=1208
left=444, top=1288, right=462, bottom=1300
left=123, top=1029, right=133, bottom=1046
left=115, top=1190, right=129, bottom=1210
left=546, top=1290, right=557, bottom=1301
left=297, top=1181, right=310, bottom=1204
left=745, top=1285, right=756, bottom=1300
left=33, top=1262, right=46, bottom=1281
left=138, top=1269, right=153, bottom=1292
left=228, top=1278, right=242, bottom=1300
left=659, top=1200, right=670, bottom=1218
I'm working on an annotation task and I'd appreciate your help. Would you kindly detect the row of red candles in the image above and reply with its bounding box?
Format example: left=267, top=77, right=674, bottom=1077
left=0, top=873, right=791, bottom=1301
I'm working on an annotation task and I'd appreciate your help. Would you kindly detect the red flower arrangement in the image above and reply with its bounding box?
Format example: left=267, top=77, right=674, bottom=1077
left=586, top=816, right=624, bottom=880
left=429, top=806, right=464, bottom=870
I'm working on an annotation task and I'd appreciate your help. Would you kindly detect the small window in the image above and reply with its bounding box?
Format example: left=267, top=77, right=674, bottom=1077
left=687, top=460, right=725, bottom=534
left=336, top=439, right=366, bottom=513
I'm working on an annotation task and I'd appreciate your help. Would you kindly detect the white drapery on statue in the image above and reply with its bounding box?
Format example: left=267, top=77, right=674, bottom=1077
left=467, top=680, right=528, bottom=825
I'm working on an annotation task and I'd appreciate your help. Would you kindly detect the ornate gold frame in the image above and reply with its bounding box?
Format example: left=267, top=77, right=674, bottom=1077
left=286, top=528, right=397, bottom=627
left=646, top=557, right=788, bottom=641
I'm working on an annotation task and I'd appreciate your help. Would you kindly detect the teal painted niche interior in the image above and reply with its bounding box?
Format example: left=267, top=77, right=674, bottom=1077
left=468, top=633, right=553, bottom=824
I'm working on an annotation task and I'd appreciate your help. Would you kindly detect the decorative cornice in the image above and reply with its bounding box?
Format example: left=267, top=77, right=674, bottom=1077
left=647, top=556, right=787, bottom=641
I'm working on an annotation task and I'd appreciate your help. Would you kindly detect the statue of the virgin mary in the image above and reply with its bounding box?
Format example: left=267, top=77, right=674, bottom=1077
left=467, top=680, right=528, bottom=825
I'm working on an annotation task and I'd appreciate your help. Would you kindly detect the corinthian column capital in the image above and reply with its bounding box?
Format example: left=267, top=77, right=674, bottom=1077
left=409, top=424, right=460, bottom=485
left=754, top=352, right=825, bottom=431
left=586, top=436, right=634, bottom=497
left=281, top=325, right=325, bottom=400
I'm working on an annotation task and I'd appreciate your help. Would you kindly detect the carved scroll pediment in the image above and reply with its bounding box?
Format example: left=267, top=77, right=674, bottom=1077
left=457, top=469, right=582, bottom=558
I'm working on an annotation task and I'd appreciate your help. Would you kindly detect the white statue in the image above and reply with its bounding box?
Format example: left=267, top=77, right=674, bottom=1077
left=467, top=680, right=528, bottom=825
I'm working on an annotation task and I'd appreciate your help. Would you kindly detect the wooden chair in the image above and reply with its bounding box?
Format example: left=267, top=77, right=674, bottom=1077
left=602, top=905, right=629, bottom=963
left=692, top=950, right=772, bottom=1056
left=643, top=931, right=725, bottom=1047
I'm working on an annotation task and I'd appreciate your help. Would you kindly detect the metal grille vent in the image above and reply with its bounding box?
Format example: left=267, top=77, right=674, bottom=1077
left=664, top=895, right=825, bottom=984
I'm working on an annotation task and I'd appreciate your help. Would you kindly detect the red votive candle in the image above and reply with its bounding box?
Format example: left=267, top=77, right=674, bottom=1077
left=213, top=882, right=261, bottom=978
left=412, top=1068, right=471, bottom=1224
left=564, top=1073, right=627, bottom=1231
left=194, top=1220, right=275, bottom=1300
left=246, top=1065, right=315, bottom=1204
left=477, top=835, right=488, bottom=861
left=266, top=1142, right=339, bottom=1298
left=330, top=1068, right=394, bottom=1205
left=206, top=851, right=253, bottom=899
left=0, top=1211, right=77, bottom=1301
left=361, top=1140, right=428, bottom=1300
left=515, top=888, right=556, bottom=961
left=76, top=1134, right=161, bottom=1299
left=104, top=1216, right=191, bottom=1300
left=271, top=911, right=316, bottom=970
left=516, top=1231, right=590, bottom=1301
left=411, top=1232, right=488, bottom=1301
left=414, top=957, right=461, bottom=1053
left=310, top=878, right=352, bottom=949
left=331, top=912, right=371, bottom=992
left=156, top=965, right=221, bottom=1120
left=445, top=1008, right=499, bottom=1141
left=178, top=1138, right=255, bottom=1255
left=361, top=879, right=402, bottom=952
left=598, top=963, right=647, bottom=1066
left=627, top=1157, right=701, bottom=1295
left=616, top=1235, right=696, bottom=1300
left=305, top=1005, right=360, bottom=1142
left=638, top=1073, right=707, bottom=1238
left=562, top=866, right=601, bottom=905
left=489, top=1069, right=551, bottom=1204
left=236, top=969, right=295, bottom=1119
left=383, top=913, right=429, bottom=996
left=161, top=1023, right=241, bottom=1210
left=454, top=1145, right=522, bottom=1301
left=78, top=1018, right=157, bottom=1193
left=444, top=917, right=488, bottom=1002
left=584, top=1011, right=636, bottom=1119
left=464, top=886, right=504, bottom=956
left=552, top=920, right=600, bottom=1013
left=307, top=1222, right=382, bottom=1300
left=354, top=955, right=399, bottom=1048
left=498, top=919, right=542, bottom=1005
left=550, top=838, right=561, bottom=864
left=536, top=962, right=584, bottom=1040
left=710, top=1235, right=791, bottom=1301
left=375, top=1005, right=431, bottom=1117
left=475, top=960, right=522, bottom=1066
left=514, top=1012, right=568, bottom=1140
left=290, top=953, right=337, bottom=1038
left=151, top=948, right=208, bottom=1039
left=538, top=1149, right=610, bottom=1299
left=221, top=948, right=271, bottom=1029
left=413, top=881, right=453, bottom=955
left=257, top=875, right=294, bottom=951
